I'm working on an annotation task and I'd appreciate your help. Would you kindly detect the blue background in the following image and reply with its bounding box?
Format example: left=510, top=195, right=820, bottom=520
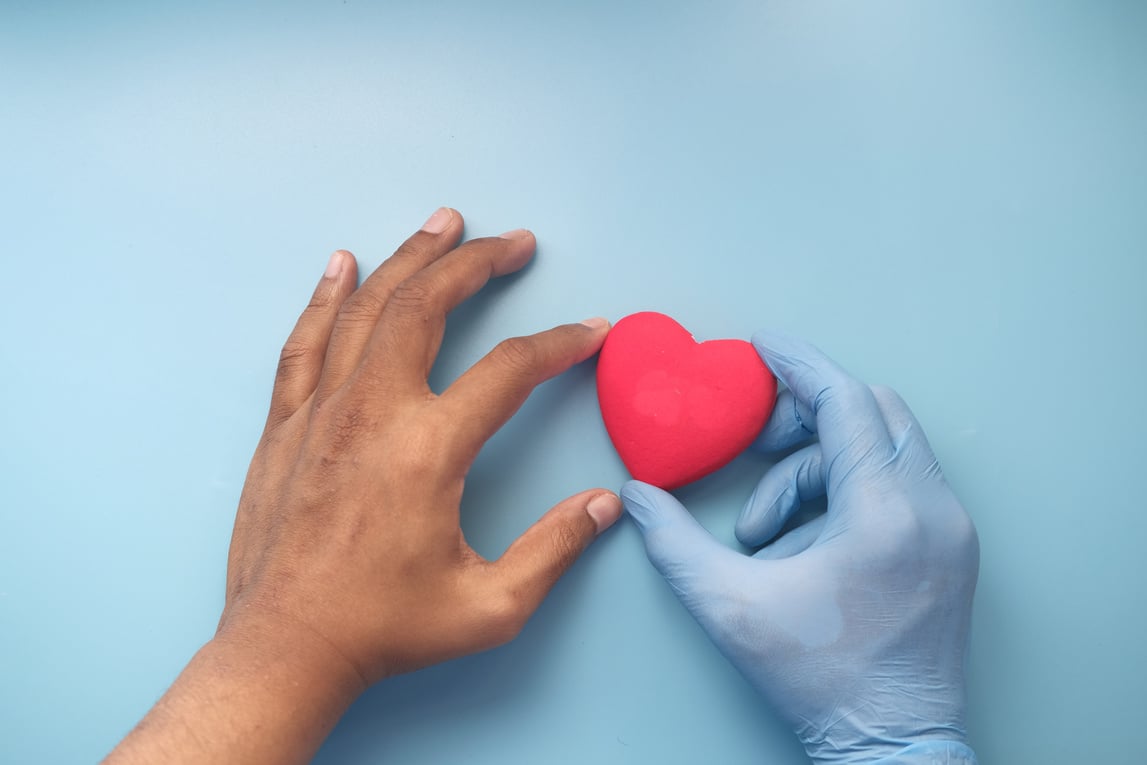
left=2, top=2, right=1145, bottom=763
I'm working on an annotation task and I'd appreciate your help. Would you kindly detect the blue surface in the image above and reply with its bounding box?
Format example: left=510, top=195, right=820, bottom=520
left=2, top=2, right=1145, bottom=763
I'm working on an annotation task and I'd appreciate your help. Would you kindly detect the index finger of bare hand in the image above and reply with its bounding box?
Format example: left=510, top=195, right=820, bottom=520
left=439, top=318, right=610, bottom=462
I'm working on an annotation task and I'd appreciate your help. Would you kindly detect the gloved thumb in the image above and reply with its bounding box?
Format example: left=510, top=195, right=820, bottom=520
left=621, top=481, right=730, bottom=595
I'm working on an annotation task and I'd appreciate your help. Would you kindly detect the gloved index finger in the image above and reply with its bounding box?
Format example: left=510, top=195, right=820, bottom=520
left=751, top=330, right=892, bottom=482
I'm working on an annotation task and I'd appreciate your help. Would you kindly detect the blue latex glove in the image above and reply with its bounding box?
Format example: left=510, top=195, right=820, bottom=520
left=622, top=331, right=979, bottom=764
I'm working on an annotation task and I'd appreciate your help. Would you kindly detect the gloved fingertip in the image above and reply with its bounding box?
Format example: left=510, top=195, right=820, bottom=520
left=620, top=480, right=669, bottom=529
left=620, top=478, right=653, bottom=505
left=734, top=485, right=763, bottom=544
left=750, top=328, right=798, bottom=358
left=735, top=484, right=785, bottom=547
left=620, top=478, right=653, bottom=497
left=621, top=480, right=724, bottom=579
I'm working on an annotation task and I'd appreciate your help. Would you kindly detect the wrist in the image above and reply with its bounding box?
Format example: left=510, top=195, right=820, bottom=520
left=105, top=612, right=368, bottom=765
left=213, top=609, right=369, bottom=712
left=868, top=741, right=977, bottom=764
left=801, top=723, right=973, bottom=765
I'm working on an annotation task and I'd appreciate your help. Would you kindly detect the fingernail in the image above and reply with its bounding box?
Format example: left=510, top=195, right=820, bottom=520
left=498, top=228, right=532, bottom=240
left=586, top=492, right=623, bottom=535
left=324, top=250, right=344, bottom=279
left=580, top=317, right=610, bottom=331
left=421, top=207, right=453, bottom=234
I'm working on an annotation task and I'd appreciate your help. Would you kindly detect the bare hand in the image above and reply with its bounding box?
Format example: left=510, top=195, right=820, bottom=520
left=222, top=208, right=621, bottom=685
left=105, top=208, right=620, bottom=765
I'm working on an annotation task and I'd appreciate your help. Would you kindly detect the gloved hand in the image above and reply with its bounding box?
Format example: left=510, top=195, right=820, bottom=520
left=622, top=331, right=979, bottom=764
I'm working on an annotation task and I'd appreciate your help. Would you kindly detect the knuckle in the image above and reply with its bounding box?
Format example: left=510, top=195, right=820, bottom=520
left=548, top=523, right=585, bottom=571
left=387, top=433, right=446, bottom=478
left=836, top=377, right=871, bottom=404
left=336, top=291, right=386, bottom=328
left=886, top=505, right=924, bottom=545
left=947, top=505, right=980, bottom=559
left=869, top=383, right=894, bottom=399
left=483, top=589, right=528, bottom=645
left=389, top=278, right=437, bottom=316
left=304, top=293, right=331, bottom=312
left=813, top=377, right=874, bottom=418
left=869, top=495, right=925, bottom=553
left=390, top=240, right=424, bottom=263
left=868, top=384, right=901, bottom=405
left=276, top=339, right=312, bottom=379
left=495, top=336, right=541, bottom=373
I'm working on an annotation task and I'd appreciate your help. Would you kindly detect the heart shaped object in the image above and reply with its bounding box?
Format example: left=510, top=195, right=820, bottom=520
left=596, top=312, right=777, bottom=490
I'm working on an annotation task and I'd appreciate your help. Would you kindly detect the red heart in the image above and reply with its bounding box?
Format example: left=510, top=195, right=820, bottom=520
left=596, top=312, right=777, bottom=490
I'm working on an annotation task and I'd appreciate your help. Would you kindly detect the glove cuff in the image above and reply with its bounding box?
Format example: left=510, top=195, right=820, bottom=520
left=870, top=740, right=977, bottom=764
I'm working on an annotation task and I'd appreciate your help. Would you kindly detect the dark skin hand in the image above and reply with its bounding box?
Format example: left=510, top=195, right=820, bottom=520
left=105, top=208, right=622, bottom=764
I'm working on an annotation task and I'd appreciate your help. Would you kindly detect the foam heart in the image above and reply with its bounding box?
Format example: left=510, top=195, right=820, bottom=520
left=596, top=312, right=777, bottom=490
